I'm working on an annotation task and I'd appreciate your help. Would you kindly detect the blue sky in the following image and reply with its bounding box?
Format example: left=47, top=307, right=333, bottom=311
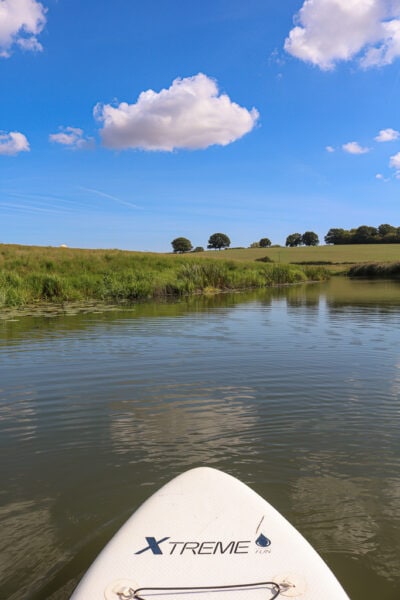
left=1, top=0, right=400, bottom=251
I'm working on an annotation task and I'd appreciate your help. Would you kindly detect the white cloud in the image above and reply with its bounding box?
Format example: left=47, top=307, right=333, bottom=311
left=0, top=0, right=47, bottom=58
left=375, top=173, right=390, bottom=181
left=326, top=145, right=335, bottom=152
left=284, top=0, right=400, bottom=70
left=0, top=131, right=30, bottom=155
left=389, top=150, right=400, bottom=169
left=342, top=141, right=370, bottom=154
left=94, top=73, right=259, bottom=151
left=49, top=127, right=95, bottom=150
left=375, top=127, right=400, bottom=142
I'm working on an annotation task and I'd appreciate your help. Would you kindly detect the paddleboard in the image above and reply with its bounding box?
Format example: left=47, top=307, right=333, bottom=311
left=70, top=467, right=349, bottom=599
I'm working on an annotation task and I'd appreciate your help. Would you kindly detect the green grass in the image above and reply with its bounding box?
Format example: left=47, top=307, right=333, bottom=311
left=197, top=244, right=400, bottom=268
left=0, top=244, right=329, bottom=309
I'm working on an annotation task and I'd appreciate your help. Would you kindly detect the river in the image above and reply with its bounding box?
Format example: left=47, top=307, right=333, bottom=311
left=0, top=277, right=399, bottom=599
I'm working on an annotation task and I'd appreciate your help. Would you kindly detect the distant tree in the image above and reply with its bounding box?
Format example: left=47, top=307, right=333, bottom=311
left=324, top=227, right=344, bottom=244
left=378, top=223, right=396, bottom=237
left=171, top=237, right=193, bottom=253
left=259, top=237, right=272, bottom=248
left=207, top=233, right=231, bottom=250
left=285, top=233, right=302, bottom=247
left=250, top=242, right=260, bottom=248
left=325, top=228, right=348, bottom=245
left=302, top=231, right=319, bottom=246
left=353, top=225, right=379, bottom=244
left=326, top=225, right=400, bottom=245
left=192, top=246, right=204, bottom=252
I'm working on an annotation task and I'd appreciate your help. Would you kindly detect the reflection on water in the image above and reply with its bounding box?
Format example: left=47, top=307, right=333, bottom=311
left=1, top=278, right=400, bottom=599
left=110, top=385, right=260, bottom=466
left=0, top=500, right=66, bottom=599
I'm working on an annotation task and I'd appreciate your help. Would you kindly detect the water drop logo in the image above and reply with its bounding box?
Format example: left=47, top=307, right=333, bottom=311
left=256, top=533, right=271, bottom=548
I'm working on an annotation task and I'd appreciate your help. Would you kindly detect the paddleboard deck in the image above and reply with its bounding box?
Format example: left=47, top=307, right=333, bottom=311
left=71, top=467, right=349, bottom=599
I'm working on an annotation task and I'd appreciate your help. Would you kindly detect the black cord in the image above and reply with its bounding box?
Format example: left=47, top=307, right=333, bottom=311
left=132, top=581, right=281, bottom=599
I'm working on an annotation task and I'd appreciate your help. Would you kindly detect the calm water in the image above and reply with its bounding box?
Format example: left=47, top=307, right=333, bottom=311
left=1, top=278, right=399, bottom=600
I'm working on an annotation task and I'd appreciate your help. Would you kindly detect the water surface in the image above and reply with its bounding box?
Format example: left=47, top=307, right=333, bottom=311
left=1, top=278, right=399, bottom=599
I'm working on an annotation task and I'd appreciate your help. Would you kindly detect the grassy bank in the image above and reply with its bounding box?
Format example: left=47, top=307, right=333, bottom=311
left=0, top=244, right=329, bottom=309
left=348, top=262, right=400, bottom=278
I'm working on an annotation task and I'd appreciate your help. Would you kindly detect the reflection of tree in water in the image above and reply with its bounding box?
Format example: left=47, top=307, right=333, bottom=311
left=285, top=284, right=321, bottom=309
left=324, top=278, right=400, bottom=312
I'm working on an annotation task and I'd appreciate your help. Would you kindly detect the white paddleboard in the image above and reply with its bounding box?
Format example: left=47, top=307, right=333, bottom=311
left=71, top=467, right=349, bottom=599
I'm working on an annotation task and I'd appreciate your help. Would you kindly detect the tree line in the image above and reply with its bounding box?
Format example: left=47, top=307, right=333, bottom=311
left=171, top=224, right=400, bottom=253
left=325, top=224, right=400, bottom=245
left=171, top=231, right=319, bottom=253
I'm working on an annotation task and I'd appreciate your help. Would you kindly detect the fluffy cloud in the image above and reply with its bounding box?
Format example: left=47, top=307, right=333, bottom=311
left=49, top=127, right=94, bottom=150
left=94, top=73, right=259, bottom=151
left=325, top=145, right=335, bottom=152
left=389, top=151, right=400, bottom=169
left=342, top=141, right=370, bottom=154
left=0, top=131, right=30, bottom=155
left=0, top=0, right=47, bottom=57
left=375, top=127, right=400, bottom=141
left=285, top=0, right=400, bottom=70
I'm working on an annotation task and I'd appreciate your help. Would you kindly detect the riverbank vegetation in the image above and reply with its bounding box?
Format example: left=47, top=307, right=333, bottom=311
left=0, top=244, right=329, bottom=309
left=348, top=262, right=400, bottom=278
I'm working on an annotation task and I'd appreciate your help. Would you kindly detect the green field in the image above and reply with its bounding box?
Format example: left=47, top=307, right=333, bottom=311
left=0, top=243, right=328, bottom=310
left=196, top=244, right=400, bottom=268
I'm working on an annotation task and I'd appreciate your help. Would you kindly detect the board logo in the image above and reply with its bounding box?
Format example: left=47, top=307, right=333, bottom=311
left=256, top=533, right=271, bottom=548
left=135, top=535, right=272, bottom=556
left=135, top=536, right=170, bottom=555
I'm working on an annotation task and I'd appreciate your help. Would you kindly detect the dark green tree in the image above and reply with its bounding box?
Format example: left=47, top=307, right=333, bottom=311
left=259, top=237, right=272, bottom=248
left=302, top=231, right=319, bottom=246
left=285, top=233, right=302, bottom=247
left=378, top=224, right=396, bottom=237
left=207, top=233, right=231, bottom=250
left=171, top=237, right=193, bottom=253
left=325, top=224, right=400, bottom=245
left=353, top=226, right=379, bottom=244
left=324, top=228, right=348, bottom=245
left=324, top=227, right=344, bottom=244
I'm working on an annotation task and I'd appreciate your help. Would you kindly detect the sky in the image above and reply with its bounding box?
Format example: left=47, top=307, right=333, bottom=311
left=1, top=0, right=400, bottom=251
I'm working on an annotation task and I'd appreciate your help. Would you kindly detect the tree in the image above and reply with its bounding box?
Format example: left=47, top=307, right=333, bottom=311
left=301, top=231, right=319, bottom=246
left=259, top=237, right=272, bottom=248
left=325, top=224, right=400, bottom=245
left=285, top=233, right=302, bottom=247
left=171, top=237, right=193, bottom=253
left=353, top=225, right=379, bottom=244
left=207, top=232, right=231, bottom=250
left=378, top=224, right=396, bottom=237
left=325, top=228, right=348, bottom=245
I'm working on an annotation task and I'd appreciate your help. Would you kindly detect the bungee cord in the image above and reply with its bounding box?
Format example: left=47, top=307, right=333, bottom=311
left=117, top=581, right=282, bottom=599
